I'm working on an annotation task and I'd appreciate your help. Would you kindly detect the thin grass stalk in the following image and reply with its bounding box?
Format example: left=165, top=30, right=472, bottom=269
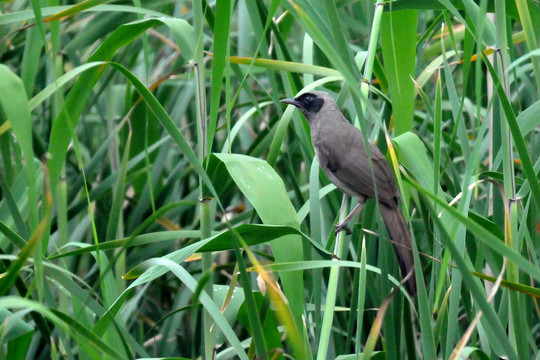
left=432, top=51, right=447, bottom=310
left=200, top=200, right=214, bottom=358
left=492, top=4, right=522, bottom=359
left=192, top=1, right=214, bottom=358
left=316, top=195, right=349, bottom=360
left=354, top=235, right=368, bottom=357
left=360, top=2, right=384, bottom=116
left=56, top=171, right=69, bottom=310
left=309, top=158, right=322, bottom=346
left=493, top=4, right=526, bottom=357
left=494, top=8, right=527, bottom=353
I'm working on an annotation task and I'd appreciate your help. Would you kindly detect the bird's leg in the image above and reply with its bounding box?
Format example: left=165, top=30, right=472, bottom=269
left=335, top=199, right=365, bottom=235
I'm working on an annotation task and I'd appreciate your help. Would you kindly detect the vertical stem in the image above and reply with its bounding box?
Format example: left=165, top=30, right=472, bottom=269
left=359, top=2, right=384, bottom=118
left=494, top=2, right=526, bottom=357
left=200, top=200, right=214, bottom=359
left=56, top=171, right=69, bottom=309
left=193, top=1, right=213, bottom=358
left=316, top=195, right=349, bottom=360
left=355, top=235, right=367, bottom=355
left=363, top=3, right=384, bottom=82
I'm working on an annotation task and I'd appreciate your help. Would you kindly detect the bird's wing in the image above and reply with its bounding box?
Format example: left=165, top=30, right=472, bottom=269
left=319, top=121, right=400, bottom=207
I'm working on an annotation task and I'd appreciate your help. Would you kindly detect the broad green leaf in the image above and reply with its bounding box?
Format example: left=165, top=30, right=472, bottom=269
left=210, top=153, right=308, bottom=353
left=380, top=9, right=417, bottom=135
left=0, top=65, right=38, bottom=229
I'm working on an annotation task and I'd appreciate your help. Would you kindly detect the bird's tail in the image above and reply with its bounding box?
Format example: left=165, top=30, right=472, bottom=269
left=379, top=204, right=417, bottom=296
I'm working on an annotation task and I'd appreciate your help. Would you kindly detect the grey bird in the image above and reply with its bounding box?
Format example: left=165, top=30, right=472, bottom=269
left=281, top=91, right=416, bottom=295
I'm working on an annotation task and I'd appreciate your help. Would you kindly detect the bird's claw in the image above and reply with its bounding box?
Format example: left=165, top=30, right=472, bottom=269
left=335, top=222, right=352, bottom=235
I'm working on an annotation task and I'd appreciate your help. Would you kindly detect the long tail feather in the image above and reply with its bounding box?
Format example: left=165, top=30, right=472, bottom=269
left=379, top=204, right=417, bottom=295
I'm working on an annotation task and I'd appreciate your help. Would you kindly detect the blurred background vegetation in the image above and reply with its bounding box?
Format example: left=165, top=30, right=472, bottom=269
left=0, top=1, right=539, bottom=359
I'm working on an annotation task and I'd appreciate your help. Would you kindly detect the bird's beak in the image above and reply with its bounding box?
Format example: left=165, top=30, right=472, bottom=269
left=280, top=98, right=301, bottom=108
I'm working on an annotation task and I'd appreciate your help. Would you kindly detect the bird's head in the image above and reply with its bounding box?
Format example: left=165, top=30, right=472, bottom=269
left=280, top=91, right=335, bottom=121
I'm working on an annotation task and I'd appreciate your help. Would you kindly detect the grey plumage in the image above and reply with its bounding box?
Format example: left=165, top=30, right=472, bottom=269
left=281, top=91, right=416, bottom=295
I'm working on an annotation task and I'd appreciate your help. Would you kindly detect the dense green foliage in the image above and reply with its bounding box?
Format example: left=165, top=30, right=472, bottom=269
left=0, top=1, right=539, bottom=359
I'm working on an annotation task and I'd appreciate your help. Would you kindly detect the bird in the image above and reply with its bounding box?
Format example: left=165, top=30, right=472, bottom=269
left=281, top=91, right=416, bottom=295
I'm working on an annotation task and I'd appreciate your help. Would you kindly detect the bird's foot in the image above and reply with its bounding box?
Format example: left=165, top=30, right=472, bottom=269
left=335, top=222, right=352, bottom=235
